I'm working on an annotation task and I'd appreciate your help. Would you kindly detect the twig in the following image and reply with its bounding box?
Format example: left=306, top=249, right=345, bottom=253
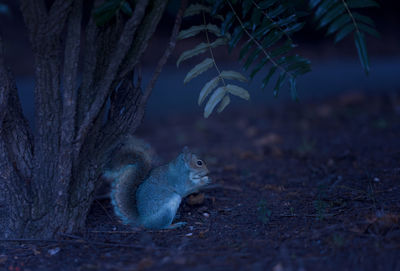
left=342, top=0, right=361, bottom=34
left=0, top=34, right=10, bottom=128
left=202, top=184, right=243, bottom=192
left=225, top=0, right=294, bottom=79
left=251, top=0, right=292, bottom=42
left=0, top=238, right=144, bottom=249
left=277, top=212, right=343, bottom=218
left=140, top=0, right=188, bottom=106
left=75, top=0, right=150, bottom=151
left=202, top=12, right=227, bottom=87
left=95, top=199, right=117, bottom=223
left=56, top=0, right=83, bottom=209
left=90, top=230, right=141, bottom=234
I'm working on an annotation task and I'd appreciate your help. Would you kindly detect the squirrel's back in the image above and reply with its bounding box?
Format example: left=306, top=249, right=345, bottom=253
left=103, top=135, right=157, bottom=226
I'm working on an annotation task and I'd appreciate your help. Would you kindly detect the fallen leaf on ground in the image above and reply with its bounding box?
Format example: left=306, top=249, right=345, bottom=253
left=351, top=212, right=400, bottom=235
left=254, top=133, right=282, bottom=147
left=237, top=150, right=263, bottom=160
left=186, top=193, right=205, bottom=205
left=316, top=104, right=333, bottom=117
left=0, top=255, right=7, bottom=264
left=263, top=184, right=285, bottom=192
left=366, top=212, right=400, bottom=235
left=137, top=257, right=154, bottom=270
left=245, top=126, right=258, bottom=138
left=223, top=164, right=237, bottom=171
left=338, top=91, right=365, bottom=106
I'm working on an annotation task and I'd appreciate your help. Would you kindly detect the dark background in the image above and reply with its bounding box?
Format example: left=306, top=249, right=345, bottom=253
left=0, top=0, right=399, bottom=123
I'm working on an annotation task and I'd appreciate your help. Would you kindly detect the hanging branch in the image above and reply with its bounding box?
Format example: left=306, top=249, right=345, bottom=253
left=0, top=35, right=9, bottom=129
left=118, top=0, right=169, bottom=80
left=75, top=0, right=150, bottom=154
left=140, top=0, right=188, bottom=107
left=54, top=0, right=84, bottom=217
left=0, top=33, right=33, bottom=182
left=99, top=0, right=188, bottom=146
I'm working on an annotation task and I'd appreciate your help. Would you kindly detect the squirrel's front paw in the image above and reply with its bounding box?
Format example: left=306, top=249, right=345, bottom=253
left=166, top=222, right=187, bottom=229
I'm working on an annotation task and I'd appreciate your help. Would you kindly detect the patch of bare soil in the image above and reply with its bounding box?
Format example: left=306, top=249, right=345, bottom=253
left=1, top=92, right=400, bottom=271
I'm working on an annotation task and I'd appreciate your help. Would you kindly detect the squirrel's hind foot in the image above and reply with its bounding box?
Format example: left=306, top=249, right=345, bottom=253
left=165, top=222, right=187, bottom=229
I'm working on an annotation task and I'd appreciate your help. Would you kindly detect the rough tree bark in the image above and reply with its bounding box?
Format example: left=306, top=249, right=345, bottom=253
left=0, top=0, right=187, bottom=239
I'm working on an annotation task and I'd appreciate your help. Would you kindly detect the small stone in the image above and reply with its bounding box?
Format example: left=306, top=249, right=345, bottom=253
left=203, top=212, right=210, bottom=218
left=48, top=247, right=60, bottom=256
left=373, top=177, right=380, bottom=182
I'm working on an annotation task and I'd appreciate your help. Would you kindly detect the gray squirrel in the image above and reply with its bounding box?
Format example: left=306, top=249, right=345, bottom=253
left=103, top=135, right=210, bottom=229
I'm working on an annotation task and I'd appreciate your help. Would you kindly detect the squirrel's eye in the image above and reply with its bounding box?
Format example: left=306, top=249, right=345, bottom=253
left=196, top=160, right=203, bottom=166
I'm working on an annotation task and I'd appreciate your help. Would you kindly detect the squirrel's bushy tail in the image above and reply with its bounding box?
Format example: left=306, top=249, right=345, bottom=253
left=103, top=135, right=157, bottom=226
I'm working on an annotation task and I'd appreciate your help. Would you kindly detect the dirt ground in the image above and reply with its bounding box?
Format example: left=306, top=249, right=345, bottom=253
left=1, top=92, right=400, bottom=271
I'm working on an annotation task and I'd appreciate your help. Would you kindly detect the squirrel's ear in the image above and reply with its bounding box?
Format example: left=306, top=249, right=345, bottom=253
left=182, top=146, right=191, bottom=162
left=182, top=146, right=189, bottom=154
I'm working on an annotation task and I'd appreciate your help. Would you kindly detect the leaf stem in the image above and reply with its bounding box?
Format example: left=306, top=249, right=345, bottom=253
left=225, top=0, right=293, bottom=79
left=341, top=0, right=360, bottom=34
left=202, top=11, right=226, bottom=87
left=251, top=0, right=292, bottom=42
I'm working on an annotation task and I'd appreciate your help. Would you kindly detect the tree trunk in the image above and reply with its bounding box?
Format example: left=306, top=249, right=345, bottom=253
left=0, top=0, right=186, bottom=239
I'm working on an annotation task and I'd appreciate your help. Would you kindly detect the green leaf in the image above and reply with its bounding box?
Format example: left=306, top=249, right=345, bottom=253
left=289, top=77, right=298, bottom=100
left=357, top=23, right=380, bottom=38
left=251, top=8, right=262, bottom=30
left=276, top=14, right=297, bottom=28
left=221, top=12, right=235, bottom=35
left=354, top=31, right=370, bottom=75
left=94, top=11, right=117, bottom=26
left=347, top=0, right=379, bottom=8
left=314, top=0, right=337, bottom=20
left=292, top=63, right=312, bottom=76
left=259, top=0, right=279, bottom=9
left=226, top=84, right=250, bottom=100
left=184, top=4, right=211, bottom=18
left=250, top=59, right=268, bottom=79
left=229, top=26, right=244, bottom=49
left=176, top=38, right=227, bottom=67
left=253, top=20, right=273, bottom=37
left=217, top=95, right=231, bottom=113
left=178, top=24, right=221, bottom=40
left=318, top=4, right=345, bottom=28
left=262, top=66, right=278, bottom=89
left=93, top=0, right=119, bottom=26
left=286, top=58, right=309, bottom=72
left=309, top=0, right=322, bottom=9
left=273, top=72, right=287, bottom=95
left=352, top=12, right=375, bottom=26
left=326, top=14, right=351, bottom=35
left=270, top=40, right=295, bottom=58
left=198, top=76, right=221, bottom=105
left=120, top=1, right=133, bottom=16
left=0, top=3, right=10, bottom=16
left=285, top=22, right=305, bottom=34
left=334, top=23, right=354, bottom=43
left=204, top=86, right=226, bottom=118
left=244, top=48, right=261, bottom=71
left=242, top=0, right=252, bottom=17
left=239, top=41, right=253, bottom=60
left=262, top=30, right=284, bottom=48
left=93, top=0, right=119, bottom=16
left=268, top=5, right=286, bottom=18
left=220, top=70, right=248, bottom=82
left=184, top=58, right=214, bottom=84
left=211, top=0, right=224, bottom=15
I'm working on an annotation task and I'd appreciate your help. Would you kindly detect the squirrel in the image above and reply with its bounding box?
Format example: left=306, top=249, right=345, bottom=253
left=102, top=135, right=210, bottom=230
